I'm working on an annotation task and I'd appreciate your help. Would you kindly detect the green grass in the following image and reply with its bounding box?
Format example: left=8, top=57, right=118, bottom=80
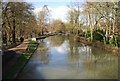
left=3, top=41, right=39, bottom=80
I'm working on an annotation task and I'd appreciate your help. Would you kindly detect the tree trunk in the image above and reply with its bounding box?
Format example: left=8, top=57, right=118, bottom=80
left=12, top=20, right=16, bottom=43
left=88, top=12, right=93, bottom=41
left=12, top=14, right=16, bottom=43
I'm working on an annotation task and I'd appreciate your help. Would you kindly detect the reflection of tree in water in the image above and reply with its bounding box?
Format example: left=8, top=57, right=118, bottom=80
left=92, top=47, right=117, bottom=64
left=48, top=35, right=65, bottom=46
left=67, top=36, right=91, bottom=71
left=92, top=48, right=118, bottom=75
left=67, top=35, right=82, bottom=62
left=81, top=47, right=118, bottom=79
left=68, top=42, right=79, bottom=62
left=48, top=35, right=65, bottom=47
left=67, top=35, right=118, bottom=78
left=36, top=39, right=50, bottom=64
left=82, top=46, right=118, bottom=66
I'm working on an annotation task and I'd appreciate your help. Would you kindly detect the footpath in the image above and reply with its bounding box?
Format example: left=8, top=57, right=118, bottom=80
left=8, top=39, right=29, bottom=53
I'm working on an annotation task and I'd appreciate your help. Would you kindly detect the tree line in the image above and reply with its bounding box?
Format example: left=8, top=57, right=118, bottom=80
left=2, top=2, right=66, bottom=46
left=66, top=2, right=120, bottom=47
left=2, top=2, right=38, bottom=45
left=2, top=1, right=120, bottom=48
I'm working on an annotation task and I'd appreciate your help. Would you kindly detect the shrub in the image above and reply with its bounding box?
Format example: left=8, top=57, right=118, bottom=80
left=116, top=35, right=120, bottom=47
left=109, top=40, right=116, bottom=47
left=86, top=37, right=91, bottom=41
left=69, top=29, right=77, bottom=35
left=93, top=30, right=105, bottom=41
left=86, top=30, right=90, bottom=38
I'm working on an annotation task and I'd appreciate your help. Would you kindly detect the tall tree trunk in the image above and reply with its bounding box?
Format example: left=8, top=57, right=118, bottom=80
left=12, top=19, right=16, bottom=43
left=88, top=12, right=93, bottom=41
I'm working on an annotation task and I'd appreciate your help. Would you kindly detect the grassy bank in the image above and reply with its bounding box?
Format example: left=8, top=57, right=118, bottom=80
left=3, top=41, right=39, bottom=80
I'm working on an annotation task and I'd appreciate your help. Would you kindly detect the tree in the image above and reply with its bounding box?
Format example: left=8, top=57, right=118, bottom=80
left=80, top=2, right=119, bottom=42
left=49, top=19, right=66, bottom=33
left=67, top=2, right=84, bottom=35
left=37, top=5, right=50, bottom=35
left=2, top=2, right=36, bottom=44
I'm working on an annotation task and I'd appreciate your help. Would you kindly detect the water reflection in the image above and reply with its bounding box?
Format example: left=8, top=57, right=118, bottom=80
left=35, top=39, right=50, bottom=64
left=47, top=35, right=65, bottom=47
left=18, top=35, right=118, bottom=79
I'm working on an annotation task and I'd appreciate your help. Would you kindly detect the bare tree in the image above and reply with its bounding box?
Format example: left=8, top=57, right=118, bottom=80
left=37, top=5, right=50, bottom=35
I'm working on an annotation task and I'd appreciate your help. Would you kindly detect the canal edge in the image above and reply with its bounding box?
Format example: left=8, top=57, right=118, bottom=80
left=14, top=41, right=39, bottom=80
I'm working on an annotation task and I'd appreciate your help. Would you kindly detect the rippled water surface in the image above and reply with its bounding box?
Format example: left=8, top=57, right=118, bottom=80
left=18, top=35, right=118, bottom=79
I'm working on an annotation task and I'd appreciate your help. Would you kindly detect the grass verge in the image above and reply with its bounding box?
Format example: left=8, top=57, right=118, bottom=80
left=2, top=41, right=39, bottom=80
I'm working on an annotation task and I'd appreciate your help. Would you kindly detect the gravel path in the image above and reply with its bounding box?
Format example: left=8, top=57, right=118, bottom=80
left=8, top=39, right=29, bottom=54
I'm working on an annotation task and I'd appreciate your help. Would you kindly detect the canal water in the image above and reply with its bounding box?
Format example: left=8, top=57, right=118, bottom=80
left=17, top=35, right=118, bottom=79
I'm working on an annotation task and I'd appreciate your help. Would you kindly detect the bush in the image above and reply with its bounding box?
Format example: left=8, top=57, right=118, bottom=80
left=86, top=30, right=90, bottom=38
left=109, top=40, right=116, bottom=47
left=93, top=30, right=105, bottom=41
left=101, top=39, right=109, bottom=44
left=117, top=35, right=120, bottom=47
left=118, top=42, right=120, bottom=47
left=86, top=37, right=91, bottom=41
left=69, top=29, right=77, bottom=35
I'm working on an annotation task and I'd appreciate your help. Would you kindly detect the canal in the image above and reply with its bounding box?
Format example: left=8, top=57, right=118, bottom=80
left=17, top=35, right=118, bottom=79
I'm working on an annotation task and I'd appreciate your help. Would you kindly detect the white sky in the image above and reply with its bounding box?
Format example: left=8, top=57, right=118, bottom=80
left=2, top=0, right=119, bottom=2
left=33, top=6, right=83, bottom=22
left=33, top=6, right=69, bottom=22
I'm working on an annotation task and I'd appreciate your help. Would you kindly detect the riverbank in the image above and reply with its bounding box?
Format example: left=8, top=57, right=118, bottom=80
left=79, top=38, right=120, bottom=56
left=67, top=34, right=120, bottom=56
left=2, top=40, right=39, bottom=80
